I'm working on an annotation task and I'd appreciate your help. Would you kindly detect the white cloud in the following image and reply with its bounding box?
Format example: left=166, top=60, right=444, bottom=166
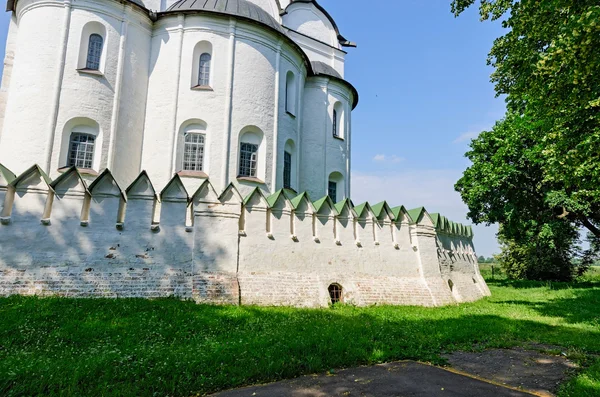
left=351, top=169, right=499, bottom=257
left=453, top=131, right=480, bottom=144
left=372, top=154, right=405, bottom=163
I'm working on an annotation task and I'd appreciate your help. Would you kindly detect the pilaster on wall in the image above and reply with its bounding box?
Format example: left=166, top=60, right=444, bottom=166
left=192, top=182, right=241, bottom=304
left=410, top=215, right=456, bottom=306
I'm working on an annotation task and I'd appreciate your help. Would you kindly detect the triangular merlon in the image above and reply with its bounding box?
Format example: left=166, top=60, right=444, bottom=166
left=50, top=166, right=90, bottom=196
left=191, top=179, right=220, bottom=203
left=353, top=202, right=376, bottom=220
left=160, top=174, right=189, bottom=202
left=407, top=207, right=434, bottom=226
left=288, top=191, right=316, bottom=213
left=430, top=213, right=441, bottom=228
left=88, top=169, right=126, bottom=201
left=126, top=171, right=158, bottom=200
left=313, top=195, right=338, bottom=215
left=0, top=163, right=16, bottom=186
left=391, top=205, right=411, bottom=224
left=9, top=164, right=54, bottom=192
left=218, top=182, right=243, bottom=204
left=334, top=198, right=357, bottom=218
left=243, top=186, right=270, bottom=208
left=267, top=189, right=294, bottom=210
left=371, top=201, right=394, bottom=221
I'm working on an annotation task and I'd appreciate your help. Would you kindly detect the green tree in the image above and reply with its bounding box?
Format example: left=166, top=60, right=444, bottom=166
left=452, top=0, right=600, bottom=279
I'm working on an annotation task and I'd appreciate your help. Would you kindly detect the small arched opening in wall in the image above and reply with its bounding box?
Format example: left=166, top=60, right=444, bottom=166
left=285, top=71, right=297, bottom=116
left=283, top=139, right=296, bottom=190
left=59, top=117, right=102, bottom=174
left=191, top=41, right=213, bottom=88
left=328, top=283, right=343, bottom=305
left=77, top=22, right=107, bottom=73
left=448, top=279, right=454, bottom=291
left=238, top=126, right=267, bottom=182
left=176, top=119, right=208, bottom=176
left=328, top=171, right=345, bottom=203
left=332, top=101, right=344, bottom=139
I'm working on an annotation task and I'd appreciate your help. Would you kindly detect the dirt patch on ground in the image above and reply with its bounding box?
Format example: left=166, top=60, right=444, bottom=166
left=444, top=346, right=579, bottom=396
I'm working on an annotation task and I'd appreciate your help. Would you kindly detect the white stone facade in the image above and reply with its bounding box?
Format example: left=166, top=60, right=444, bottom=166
left=0, top=0, right=490, bottom=306
left=0, top=0, right=355, bottom=199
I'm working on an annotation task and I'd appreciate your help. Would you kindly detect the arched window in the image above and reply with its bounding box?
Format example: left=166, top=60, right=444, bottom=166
left=285, top=71, right=297, bottom=115
left=332, top=102, right=344, bottom=138
left=328, top=171, right=345, bottom=202
left=183, top=132, right=205, bottom=171
left=86, top=34, right=104, bottom=70
left=328, top=284, right=343, bottom=304
left=238, top=127, right=265, bottom=180
left=332, top=108, right=338, bottom=137
left=283, top=139, right=296, bottom=190
left=239, top=142, right=258, bottom=178
left=198, top=53, right=211, bottom=87
left=283, top=151, right=292, bottom=189
left=68, top=133, right=95, bottom=169
left=328, top=180, right=337, bottom=202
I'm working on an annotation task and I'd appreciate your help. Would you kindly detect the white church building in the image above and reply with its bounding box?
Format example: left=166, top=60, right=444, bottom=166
left=0, top=0, right=489, bottom=307
left=0, top=0, right=358, bottom=200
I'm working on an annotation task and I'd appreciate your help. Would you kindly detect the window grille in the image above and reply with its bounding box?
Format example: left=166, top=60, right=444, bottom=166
left=183, top=133, right=205, bottom=171
left=332, top=109, right=338, bottom=137
left=86, top=34, right=103, bottom=70
left=239, top=142, right=258, bottom=178
left=198, top=53, right=211, bottom=86
left=283, top=151, right=292, bottom=189
left=328, top=284, right=342, bottom=304
left=68, top=133, right=95, bottom=169
left=328, top=181, right=337, bottom=202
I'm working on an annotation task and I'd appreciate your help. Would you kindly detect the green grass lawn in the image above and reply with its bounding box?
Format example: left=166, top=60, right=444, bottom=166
left=1, top=271, right=599, bottom=397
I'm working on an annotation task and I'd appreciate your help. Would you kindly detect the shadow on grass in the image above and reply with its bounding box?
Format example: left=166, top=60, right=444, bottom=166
left=498, top=287, right=600, bottom=326
left=1, top=296, right=600, bottom=396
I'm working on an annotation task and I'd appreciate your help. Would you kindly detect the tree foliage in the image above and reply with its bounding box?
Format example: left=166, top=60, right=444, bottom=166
left=453, top=0, right=600, bottom=279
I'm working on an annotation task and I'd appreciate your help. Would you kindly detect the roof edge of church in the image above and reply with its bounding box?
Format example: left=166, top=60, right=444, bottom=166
left=7, top=0, right=150, bottom=13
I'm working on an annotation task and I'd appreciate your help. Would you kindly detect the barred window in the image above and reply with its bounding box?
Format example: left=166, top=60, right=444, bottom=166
left=183, top=133, right=205, bottom=171
left=328, top=284, right=343, bottom=304
left=283, top=151, right=292, bottom=189
left=328, top=181, right=337, bottom=202
left=86, top=34, right=103, bottom=70
left=198, top=53, right=211, bottom=86
left=68, top=133, right=95, bottom=169
left=239, top=142, right=258, bottom=178
left=332, top=109, right=338, bottom=137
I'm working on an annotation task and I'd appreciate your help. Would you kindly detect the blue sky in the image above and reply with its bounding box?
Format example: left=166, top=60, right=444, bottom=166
left=0, top=1, right=505, bottom=256
left=320, top=0, right=506, bottom=256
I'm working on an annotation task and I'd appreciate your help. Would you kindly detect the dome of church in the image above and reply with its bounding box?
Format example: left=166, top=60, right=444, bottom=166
left=166, top=0, right=285, bottom=34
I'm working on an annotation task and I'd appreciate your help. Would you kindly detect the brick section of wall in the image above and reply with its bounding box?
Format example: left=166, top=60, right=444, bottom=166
left=0, top=266, right=192, bottom=298
left=352, top=276, right=439, bottom=307
left=238, top=272, right=444, bottom=308
left=193, top=273, right=240, bottom=305
left=238, top=272, right=323, bottom=307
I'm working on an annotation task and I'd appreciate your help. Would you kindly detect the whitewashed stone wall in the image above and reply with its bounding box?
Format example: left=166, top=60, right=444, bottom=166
left=0, top=165, right=490, bottom=307
left=0, top=0, right=353, bottom=198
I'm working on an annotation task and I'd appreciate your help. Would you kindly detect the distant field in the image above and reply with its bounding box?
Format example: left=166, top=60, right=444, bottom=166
left=0, top=272, right=599, bottom=396
left=479, top=263, right=600, bottom=282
